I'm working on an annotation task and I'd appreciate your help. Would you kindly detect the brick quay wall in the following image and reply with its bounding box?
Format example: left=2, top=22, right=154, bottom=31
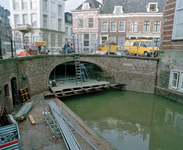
left=0, top=55, right=158, bottom=112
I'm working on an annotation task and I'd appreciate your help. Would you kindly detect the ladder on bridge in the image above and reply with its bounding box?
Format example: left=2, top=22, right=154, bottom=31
left=74, top=54, right=82, bottom=85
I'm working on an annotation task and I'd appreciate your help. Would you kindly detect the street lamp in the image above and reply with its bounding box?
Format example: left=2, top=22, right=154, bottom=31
left=39, top=32, right=41, bottom=41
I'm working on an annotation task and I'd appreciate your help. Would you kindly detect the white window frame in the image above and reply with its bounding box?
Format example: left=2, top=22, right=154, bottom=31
left=43, top=15, right=48, bottom=28
left=58, top=5, right=62, bottom=15
left=110, top=36, right=116, bottom=43
left=147, top=2, right=159, bottom=12
left=172, top=0, right=183, bottom=40
left=13, top=0, right=19, bottom=10
left=119, top=21, right=125, bottom=32
left=169, top=70, right=183, bottom=92
left=102, top=21, right=108, bottom=32
left=31, top=0, right=36, bottom=9
left=88, top=18, right=93, bottom=28
left=58, top=19, right=62, bottom=31
left=100, top=35, right=108, bottom=44
left=22, top=0, right=28, bottom=10
left=130, top=21, right=137, bottom=32
left=31, top=14, right=37, bottom=26
left=78, top=18, right=83, bottom=28
left=153, top=21, right=161, bottom=32
left=51, top=2, right=56, bottom=13
left=65, top=27, right=68, bottom=36
left=113, top=6, right=123, bottom=13
left=43, top=0, right=48, bottom=11
left=14, top=15, right=20, bottom=26
left=23, top=14, right=28, bottom=25
left=110, top=21, right=116, bottom=32
left=82, top=2, right=90, bottom=10
left=143, top=21, right=150, bottom=32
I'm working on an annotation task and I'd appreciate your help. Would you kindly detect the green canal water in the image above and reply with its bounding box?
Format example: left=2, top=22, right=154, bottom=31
left=62, top=90, right=183, bottom=150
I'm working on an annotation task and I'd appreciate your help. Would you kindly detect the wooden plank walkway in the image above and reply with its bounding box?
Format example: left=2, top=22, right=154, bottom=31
left=44, top=82, right=126, bottom=99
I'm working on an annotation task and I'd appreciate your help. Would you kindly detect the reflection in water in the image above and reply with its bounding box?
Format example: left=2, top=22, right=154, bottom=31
left=63, top=90, right=183, bottom=150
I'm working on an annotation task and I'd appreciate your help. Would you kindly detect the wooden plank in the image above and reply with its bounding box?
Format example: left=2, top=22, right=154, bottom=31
left=28, top=115, right=36, bottom=125
left=81, top=87, right=89, bottom=93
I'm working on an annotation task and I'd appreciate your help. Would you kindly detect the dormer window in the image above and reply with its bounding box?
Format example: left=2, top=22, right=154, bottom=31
left=113, top=6, right=123, bottom=14
left=82, top=2, right=90, bottom=10
left=147, top=3, right=159, bottom=12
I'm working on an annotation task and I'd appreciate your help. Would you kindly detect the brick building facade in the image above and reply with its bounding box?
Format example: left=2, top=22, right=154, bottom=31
left=156, top=0, right=183, bottom=102
left=72, top=0, right=101, bottom=52
left=99, top=0, right=164, bottom=48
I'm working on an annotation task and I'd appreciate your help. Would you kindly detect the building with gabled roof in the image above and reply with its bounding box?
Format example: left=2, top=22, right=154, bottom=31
left=99, top=0, right=164, bottom=49
left=72, top=0, right=101, bottom=53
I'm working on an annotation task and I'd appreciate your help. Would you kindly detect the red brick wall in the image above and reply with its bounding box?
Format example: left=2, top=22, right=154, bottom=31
left=161, top=0, right=183, bottom=50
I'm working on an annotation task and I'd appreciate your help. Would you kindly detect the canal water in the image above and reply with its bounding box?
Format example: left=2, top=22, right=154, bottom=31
left=62, top=89, right=183, bottom=150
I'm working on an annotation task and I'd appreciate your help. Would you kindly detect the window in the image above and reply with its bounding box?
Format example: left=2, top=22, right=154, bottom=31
left=118, top=37, right=125, bottom=48
left=58, top=5, right=62, bottom=15
left=144, top=21, right=150, bottom=32
left=71, top=28, right=73, bottom=36
left=169, top=70, right=183, bottom=92
left=82, top=2, right=90, bottom=9
left=154, top=21, right=160, bottom=32
left=43, top=0, right=48, bottom=11
left=102, top=22, right=108, bottom=32
left=13, top=0, right=19, bottom=10
left=147, top=3, right=159, bottom=12
left=31, top=0, right=36, bottom=9
left=58, top=35, right=62, bottom=47
left=58, top=19, right=61, bottom=31
left=102, top=36, right=107, bottom=43
left=154, top=38, right=160, bottom=46
left=31, top=14, right=37, bottom=26
left=78, top=18, right=83, bottom=28
left=111, top=21, right=116, bottom=32
left=110, top=36, right=116, bottom=42
left=14, top=15, right=20, bottom=25
left=172, top=0, right=183, bottom=39
left=22, top=0, right=27, bottom=10
left=43, top=15, right=48, bottom=28
left=4, top=84, right=9, bottom=97
left=88, top=18, right=93, bottom=28
left=51, top=17, right=55, bottom=29
left=65, top=27, right=68, bottom=36
left=84, top=34, right=89, bottom=46
left=23, top=14, right=28, bottom=24
left=131, top=21, right=137, bottom=32
left=77, top=34, right=82, bottom=44
left=133, top=42, right=139, bottom=46
left=113, top=6, right=123, bottom=13
left=119, top=21, right=125, bottom=31
left=140, top=42, right=147, bottom=47
left=131, top=37, right=136, bottom=39
left=91, top=34, right=96, bottom=46
left=51, top=2, right=55, bottom=13
left=68, top=15, right=72, bottom=21
left=51, top=34, right=55, bottom=47
left=43, top=33, right=48, bottom=44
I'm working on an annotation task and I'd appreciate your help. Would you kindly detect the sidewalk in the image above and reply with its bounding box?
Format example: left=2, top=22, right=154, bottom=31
left=14, top=92, right=114, bottom=150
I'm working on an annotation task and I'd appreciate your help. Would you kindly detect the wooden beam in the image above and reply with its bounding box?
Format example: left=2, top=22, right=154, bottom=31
left=81, top=87, right=89, bottom=93
left=28, top=115, right=36, bottom=125
left=71, top=88, right=78, bottom=94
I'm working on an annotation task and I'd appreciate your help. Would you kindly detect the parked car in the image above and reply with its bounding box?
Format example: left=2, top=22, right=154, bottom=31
left=123, top=39, right=159, bottom=56
left=97, top=42, right=117, bottom=55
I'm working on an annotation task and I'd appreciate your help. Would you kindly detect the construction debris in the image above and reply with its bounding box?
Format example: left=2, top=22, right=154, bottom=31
left=0, top=107, right=13, bottom=127
left=19, top=87, right=31, bottom=104
left=14, top=101, right=33, bottom=122
left=28, top=115, right=36, bottom=125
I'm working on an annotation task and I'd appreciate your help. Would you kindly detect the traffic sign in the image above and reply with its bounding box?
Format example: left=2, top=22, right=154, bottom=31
left=1, top=9, right=10, bottom=17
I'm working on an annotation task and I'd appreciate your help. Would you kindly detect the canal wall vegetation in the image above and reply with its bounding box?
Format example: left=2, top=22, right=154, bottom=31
left=0, top=54, right=167, bottom=113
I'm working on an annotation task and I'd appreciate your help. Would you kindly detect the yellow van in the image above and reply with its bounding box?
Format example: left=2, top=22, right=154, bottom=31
left=123, top=39, right=159, bottom=56
left=97, top=42, right=117, bottom=54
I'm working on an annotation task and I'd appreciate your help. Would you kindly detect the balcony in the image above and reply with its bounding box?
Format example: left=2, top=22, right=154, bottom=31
left=16, top=24, right=31, bottom=33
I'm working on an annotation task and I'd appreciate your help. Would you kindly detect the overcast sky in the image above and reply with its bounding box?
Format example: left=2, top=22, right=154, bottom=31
left=0, top=0, right=102, bottom=12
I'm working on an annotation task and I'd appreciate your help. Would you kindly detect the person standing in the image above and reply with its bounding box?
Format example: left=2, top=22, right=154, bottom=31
left=63, top=41, right=70, bottom=54
left=80, top=64, right=86, bottom=82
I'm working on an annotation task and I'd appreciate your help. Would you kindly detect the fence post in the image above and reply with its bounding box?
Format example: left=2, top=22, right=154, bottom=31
left=0, top=35, right=2, bottom=59
left=25, top=41, right=28, bottom=56
left=37, top=42, right=39, bottom=55
left=137, top=45, right=138, bottom=57
left=152, top=46, right=154, bottom=58
left=14, top=39, right=17, bottom=58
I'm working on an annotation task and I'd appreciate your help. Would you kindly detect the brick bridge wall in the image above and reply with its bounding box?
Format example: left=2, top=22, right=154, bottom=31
left=0, top=55, right=158, bottom=112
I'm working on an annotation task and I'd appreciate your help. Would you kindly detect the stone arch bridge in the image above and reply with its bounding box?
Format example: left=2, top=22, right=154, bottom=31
left=0, top=54, right=158, bottom=112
